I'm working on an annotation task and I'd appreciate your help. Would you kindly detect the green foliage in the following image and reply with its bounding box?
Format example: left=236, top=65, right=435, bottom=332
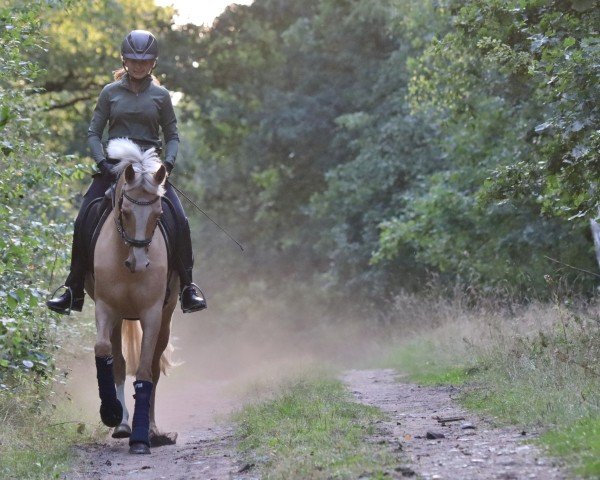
left=375, top=0, right=599, bottom=295
left=176, top=0, right=444, bottom=300
left=23, top=0, right=600, bottom=306
left=233, top=374, right=398, bottom=479
left=0, top=1, right=80, bottom=384
left=172, top=0, right=599, bottom=301
left=0, top=7, right=109, bottom=476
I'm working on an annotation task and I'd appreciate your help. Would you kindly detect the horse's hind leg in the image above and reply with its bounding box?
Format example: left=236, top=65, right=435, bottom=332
left=111, top=319, right=131, bottom=439
left=94, top=302, right=123, bottom=428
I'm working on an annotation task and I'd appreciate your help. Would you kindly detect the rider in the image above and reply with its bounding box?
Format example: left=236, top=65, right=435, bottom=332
left=47, top=30, right=207, bottom=315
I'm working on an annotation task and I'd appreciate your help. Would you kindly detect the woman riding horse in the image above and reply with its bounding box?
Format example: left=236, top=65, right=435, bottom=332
left=47, top=30, right=206, bottom=315
left=92, top=138, right=177, bottom=454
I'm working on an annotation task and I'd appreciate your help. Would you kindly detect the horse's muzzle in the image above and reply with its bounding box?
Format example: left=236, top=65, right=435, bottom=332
left=125, top=248, right=150, bottom=273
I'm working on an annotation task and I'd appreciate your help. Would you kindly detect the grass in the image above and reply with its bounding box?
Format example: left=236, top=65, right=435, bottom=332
left=0, top=382, right=103, bottom=479
left=380, top=295, right=600, bottom=478
left=232, top=373, right=401, bottom=479
left=541, top=417, right=600, bottom=477
left=0, top=312, right=104, bottom=479
left=382, top=339, right=472, bottom=386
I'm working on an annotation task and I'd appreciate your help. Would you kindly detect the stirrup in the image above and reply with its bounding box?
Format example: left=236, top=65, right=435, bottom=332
left=180, top=283, right=207, bottom=312
left=180, top=283, right=204, bottom=298
left=180, top=283, right=206, bottom=299
left=47, top=284, right=76, bottom=315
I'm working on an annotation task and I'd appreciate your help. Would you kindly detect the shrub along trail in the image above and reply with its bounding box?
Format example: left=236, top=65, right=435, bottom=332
left=343, top=369, right=569, bottom=480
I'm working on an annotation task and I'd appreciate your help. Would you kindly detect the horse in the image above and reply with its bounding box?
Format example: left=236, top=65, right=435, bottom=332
left=84, top=138, right=179, bottom=454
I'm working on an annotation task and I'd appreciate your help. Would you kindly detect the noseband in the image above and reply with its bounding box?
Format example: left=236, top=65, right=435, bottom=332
left=115, top=188, right=161, bottom=248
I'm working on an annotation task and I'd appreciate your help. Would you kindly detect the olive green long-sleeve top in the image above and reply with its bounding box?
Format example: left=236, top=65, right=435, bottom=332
left=87, top=74, right=179, bottom=168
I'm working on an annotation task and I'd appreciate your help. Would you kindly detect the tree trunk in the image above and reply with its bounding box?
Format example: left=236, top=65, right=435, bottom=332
left=590, top=214, right=600, bottom=270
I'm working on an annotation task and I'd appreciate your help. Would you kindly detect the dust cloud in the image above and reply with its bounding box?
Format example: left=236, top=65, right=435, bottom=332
left=59, top=296, right=389, bottom=441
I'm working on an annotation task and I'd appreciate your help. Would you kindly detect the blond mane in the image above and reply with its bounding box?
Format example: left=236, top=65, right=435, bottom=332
left=106, top=138, right=165, bottom=196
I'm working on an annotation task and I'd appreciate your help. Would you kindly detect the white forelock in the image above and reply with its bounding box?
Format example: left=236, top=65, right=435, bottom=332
left=106, top=138, right=165, bottom=196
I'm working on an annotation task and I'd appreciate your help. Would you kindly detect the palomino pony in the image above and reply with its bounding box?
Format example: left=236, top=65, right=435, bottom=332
left=84, top=138, right=179, bottom=454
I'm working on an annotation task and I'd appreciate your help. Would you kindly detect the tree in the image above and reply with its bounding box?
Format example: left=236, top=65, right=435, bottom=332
left=375, top=0, right=598, bottom=295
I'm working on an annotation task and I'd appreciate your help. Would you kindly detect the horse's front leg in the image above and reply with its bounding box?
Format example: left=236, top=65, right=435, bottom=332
left=94, top=301, right=123, bottom=428
left=129, top=305, right=162, bottom=455
left=111, top=320, right=132, bottom=439
left=148, top=315, right=177, bottom=446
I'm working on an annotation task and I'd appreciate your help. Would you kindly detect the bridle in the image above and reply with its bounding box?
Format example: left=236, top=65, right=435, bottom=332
left=114, top=186, right=161, bottom=249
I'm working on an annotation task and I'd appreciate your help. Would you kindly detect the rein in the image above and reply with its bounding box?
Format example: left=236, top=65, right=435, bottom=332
left=114, top=181, right=161, bottom=248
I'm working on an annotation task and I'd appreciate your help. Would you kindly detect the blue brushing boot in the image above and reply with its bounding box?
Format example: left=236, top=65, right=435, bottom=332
left=95, top=356, right=123, bottom=427
left=129, top=380, right=153, bottom=454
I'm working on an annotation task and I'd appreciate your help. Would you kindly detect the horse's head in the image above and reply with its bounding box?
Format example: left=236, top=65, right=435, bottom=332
left=110, top=140, right=167, bottom=273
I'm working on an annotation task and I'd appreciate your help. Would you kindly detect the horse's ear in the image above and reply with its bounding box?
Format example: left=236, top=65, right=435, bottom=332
left=154, top=164, right=167, bottom=185
left=125, top=164, right=135, bottom=184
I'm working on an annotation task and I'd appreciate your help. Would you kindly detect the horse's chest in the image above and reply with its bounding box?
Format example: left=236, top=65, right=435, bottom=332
left=94, top=266, right=167, bottom=310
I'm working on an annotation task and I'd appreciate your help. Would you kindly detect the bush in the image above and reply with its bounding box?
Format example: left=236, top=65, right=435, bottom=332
left=0, top=1, right=85, bottom=387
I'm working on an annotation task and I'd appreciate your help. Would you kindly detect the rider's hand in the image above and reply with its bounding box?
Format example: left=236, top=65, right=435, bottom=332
left=164, top=162, right=174, bottom=175
left=98, top=160, right=116, bottom=180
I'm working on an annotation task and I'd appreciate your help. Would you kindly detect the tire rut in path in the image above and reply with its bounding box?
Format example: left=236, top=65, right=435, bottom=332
left=342, top=369, right=569, bottom=480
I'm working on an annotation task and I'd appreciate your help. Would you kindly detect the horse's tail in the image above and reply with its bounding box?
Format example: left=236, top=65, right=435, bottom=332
left=122, top=321, right=141, bottom=376
left=122, top=320, right=176, bottom=376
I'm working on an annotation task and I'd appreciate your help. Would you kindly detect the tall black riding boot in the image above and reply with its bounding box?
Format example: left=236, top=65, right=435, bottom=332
left=46, top=224, right=86, bottom=315
left=177, top=218, right=207, bottom=313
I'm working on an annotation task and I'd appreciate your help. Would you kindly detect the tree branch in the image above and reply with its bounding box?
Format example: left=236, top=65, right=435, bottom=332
left=44, top=95, right=95, bottom=111
left=543, top=255, right=600, bottom=279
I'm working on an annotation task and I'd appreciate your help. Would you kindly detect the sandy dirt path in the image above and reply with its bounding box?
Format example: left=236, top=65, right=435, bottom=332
left=64, top=367, right=573, bottom=480
left=62, top=377, right=257, bottom=480
left=58, top=310, right=268, bottom=480
left=58, top=305, right=381, bottom=479
left=342, top=369, right=570, bottom=480
left=59, top=307, right=573, bottom=479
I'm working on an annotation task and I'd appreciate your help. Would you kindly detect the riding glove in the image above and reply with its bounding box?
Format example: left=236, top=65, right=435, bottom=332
left=98, top=160, right=116, bottom=180
left=164, top=162, right=174, bottom=175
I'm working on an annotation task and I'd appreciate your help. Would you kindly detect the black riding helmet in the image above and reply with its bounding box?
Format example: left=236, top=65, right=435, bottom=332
left=121, top=30, right=158, bottom=61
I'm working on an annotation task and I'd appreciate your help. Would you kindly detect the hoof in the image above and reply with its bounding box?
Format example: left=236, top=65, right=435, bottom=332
left=112, top=423, right=132, bottom=439
left=150, top=431, right=178, bottom=447
left=100, top=400, right=123, bottom=427
left=129, top=442, right=151, bottom=454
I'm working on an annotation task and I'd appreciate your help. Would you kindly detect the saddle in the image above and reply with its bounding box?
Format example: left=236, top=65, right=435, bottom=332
left=79, top=186, right=178, bottom=282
